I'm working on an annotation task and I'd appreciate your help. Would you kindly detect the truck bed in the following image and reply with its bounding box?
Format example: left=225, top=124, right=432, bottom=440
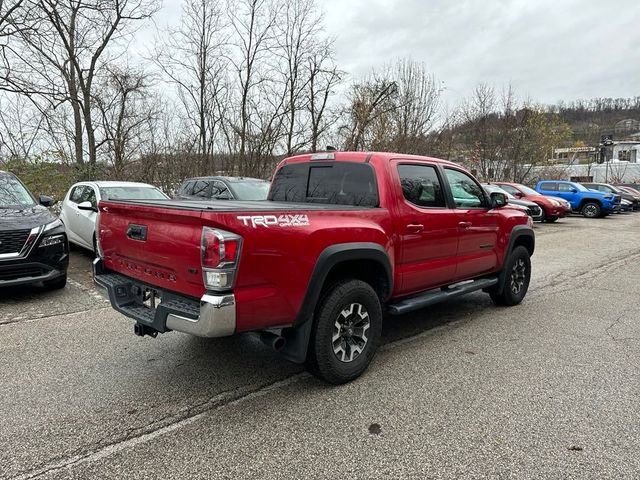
left=97, top=198, right=391, bottom=331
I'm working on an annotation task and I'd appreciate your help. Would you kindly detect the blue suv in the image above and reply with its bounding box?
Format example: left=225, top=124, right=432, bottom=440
left=535, top=180, right=620, bottom=218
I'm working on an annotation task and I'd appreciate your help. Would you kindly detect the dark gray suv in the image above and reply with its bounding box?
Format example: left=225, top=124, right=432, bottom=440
left=176, top=176, right=270, bottom=201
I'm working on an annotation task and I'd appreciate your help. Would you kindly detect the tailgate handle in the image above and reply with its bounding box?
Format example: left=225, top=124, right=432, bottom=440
left=127, top=224, right=148, bottom=241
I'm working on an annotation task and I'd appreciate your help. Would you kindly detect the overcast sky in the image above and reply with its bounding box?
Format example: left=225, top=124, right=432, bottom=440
left=153, top=0, right=639, bottom=108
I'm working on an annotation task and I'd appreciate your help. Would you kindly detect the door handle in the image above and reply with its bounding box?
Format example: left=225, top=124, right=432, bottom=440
left=406, top=223, right=424, bottom=233
left=458, top=221, right=472, bottom=229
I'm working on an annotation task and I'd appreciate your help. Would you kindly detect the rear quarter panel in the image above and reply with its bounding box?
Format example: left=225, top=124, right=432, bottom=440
left=204, top=208, right=394, bottom=331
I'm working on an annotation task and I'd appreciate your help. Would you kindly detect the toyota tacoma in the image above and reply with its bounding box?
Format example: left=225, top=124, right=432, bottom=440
left=94, top=152, right=535, bottom=383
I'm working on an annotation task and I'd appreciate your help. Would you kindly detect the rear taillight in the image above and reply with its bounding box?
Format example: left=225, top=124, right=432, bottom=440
left=201, top=227, right=242, bottom=291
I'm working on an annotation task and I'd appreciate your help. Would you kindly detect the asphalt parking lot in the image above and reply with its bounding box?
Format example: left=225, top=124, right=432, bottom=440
left=1, top=214, right=639, bottom=479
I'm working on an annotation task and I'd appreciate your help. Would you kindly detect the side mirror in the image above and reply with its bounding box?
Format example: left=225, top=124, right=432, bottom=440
left=490, top=192, right=508, bottom=208
left=39, top=195, right=55, bottom=207
left=514, top=191, right=523, bottom=199
left=570, top=188, right=577, bottom=193
left=77, top=201, right=98, bottom=213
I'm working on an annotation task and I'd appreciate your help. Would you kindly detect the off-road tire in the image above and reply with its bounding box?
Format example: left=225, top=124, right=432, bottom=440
left=489, top=246, right=531, bottom=306
left=305, top=279, right=382, bottom=384
left=582, top=202, right=601, bottom=218
left=43, top=273, right=67, bottom=291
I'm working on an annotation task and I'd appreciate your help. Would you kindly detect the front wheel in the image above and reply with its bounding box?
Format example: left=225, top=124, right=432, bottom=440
left=545, top=216, right=559, bottom=223
left=306, top=279, right=382, bottom=384
left=489, top=246, right=531, bottom=306
left=582, top=202, right=601, bottom=218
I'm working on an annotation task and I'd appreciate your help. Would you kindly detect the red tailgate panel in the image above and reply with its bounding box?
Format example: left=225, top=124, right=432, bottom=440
left=99, top=201, right=206, bottom=299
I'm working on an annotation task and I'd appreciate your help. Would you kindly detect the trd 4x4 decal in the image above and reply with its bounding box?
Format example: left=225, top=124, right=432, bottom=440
left=237, top=214, right=310, bottom=228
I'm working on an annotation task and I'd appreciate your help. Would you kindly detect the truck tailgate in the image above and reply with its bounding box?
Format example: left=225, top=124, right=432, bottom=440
left=99, top=201, right=206, bottom=298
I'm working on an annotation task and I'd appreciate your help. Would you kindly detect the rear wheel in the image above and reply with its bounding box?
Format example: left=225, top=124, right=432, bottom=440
left=489, top=246, right=531, bottom=306
left=582, top=202, right=601, bottom=218
left=305, top=279, right=382, bottom=384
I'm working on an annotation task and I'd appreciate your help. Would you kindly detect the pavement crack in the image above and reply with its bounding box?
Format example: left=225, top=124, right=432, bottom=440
left=9, top=373, right=308, bottom=480
left=0, top=306, right=111, bottom=327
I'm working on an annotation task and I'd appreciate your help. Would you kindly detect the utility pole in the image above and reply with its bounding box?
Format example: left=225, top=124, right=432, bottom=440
left=599, top=134, right=614, bottom=183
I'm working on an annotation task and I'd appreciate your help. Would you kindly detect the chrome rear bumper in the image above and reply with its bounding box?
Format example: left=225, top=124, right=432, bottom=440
left=93, top=258, right=236, bottom=338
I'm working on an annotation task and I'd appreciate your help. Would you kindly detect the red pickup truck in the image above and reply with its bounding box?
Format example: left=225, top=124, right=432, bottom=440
left=94, top=152, right=534, bottom=383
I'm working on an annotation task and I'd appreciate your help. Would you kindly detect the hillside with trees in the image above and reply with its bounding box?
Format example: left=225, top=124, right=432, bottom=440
left=0, top=0, right=638, bottom=195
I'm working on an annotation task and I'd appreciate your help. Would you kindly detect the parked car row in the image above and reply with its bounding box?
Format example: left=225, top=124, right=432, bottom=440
left=2, top=163, right=638, bottom=296
left=0, top=173, right=272, bottom=290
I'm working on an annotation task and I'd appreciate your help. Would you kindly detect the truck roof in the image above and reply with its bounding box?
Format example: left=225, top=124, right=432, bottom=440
left=282, top=151, right=462, bottom=168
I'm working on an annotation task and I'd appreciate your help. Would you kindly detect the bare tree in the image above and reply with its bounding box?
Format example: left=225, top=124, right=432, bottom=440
left=306, top=44, right=341, bottom=152
left=389, top=59, right=442, bottom=153
left=0, top=93, right=45, bottom=158
left=341, top=76, right=398, bottom=151
left=226, top=0, right=281, bottom=168
left=7, top=0, right=158, bottom=165
left=94, top=65, right=156, bottom=176
left=276, top=0, right=322, bottom=155
left=153, top=0, right=227, bottom=168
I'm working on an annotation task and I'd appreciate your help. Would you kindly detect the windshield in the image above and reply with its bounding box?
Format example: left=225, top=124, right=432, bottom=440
left=574, top=183, right=589, bottom=192
left=517, top=185, right=539, bottom=196
left=0, top=173, right=36, bottom=208
left=100, top=186, right=168, bottom=201
left=229, top=181, right=270, bottom=201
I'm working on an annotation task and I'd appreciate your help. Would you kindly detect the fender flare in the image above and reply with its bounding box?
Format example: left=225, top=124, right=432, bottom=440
left=578, top=197, right=603, bottom=208
left=495, top=225, right=535, bottom=295
left=280, top=242, right=392, bottom=363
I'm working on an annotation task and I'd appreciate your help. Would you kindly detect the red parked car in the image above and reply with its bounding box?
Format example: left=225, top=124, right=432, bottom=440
left=94, top=152, right=535, bottom=383
left=493, top=182, right=571, bottom=222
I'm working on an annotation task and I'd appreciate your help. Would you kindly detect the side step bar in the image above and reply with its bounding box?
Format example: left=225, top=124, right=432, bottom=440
left=388, top=277, right=499, bottom=315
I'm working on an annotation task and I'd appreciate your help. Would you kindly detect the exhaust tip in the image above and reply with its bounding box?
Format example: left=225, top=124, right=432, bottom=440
left=272, top=336, right=286, bottom=352
left=259, top=331, right=286, bottom=352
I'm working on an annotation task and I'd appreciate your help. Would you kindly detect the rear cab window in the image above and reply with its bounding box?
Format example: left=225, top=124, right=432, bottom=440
left=269, top=162, right=379, bottom=207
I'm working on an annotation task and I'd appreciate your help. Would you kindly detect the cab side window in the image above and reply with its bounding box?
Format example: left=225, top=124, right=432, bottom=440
left=212, top=181, right=232, bottom=199
left=191, top=180, right=211, bottom=198
left=540, top=182, right=558, bottom=191
left=444, top=168, right=486, bottom=208
left=397, top=164, right=446, bottom=208
left=180, top=181, right=195, bottom=196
